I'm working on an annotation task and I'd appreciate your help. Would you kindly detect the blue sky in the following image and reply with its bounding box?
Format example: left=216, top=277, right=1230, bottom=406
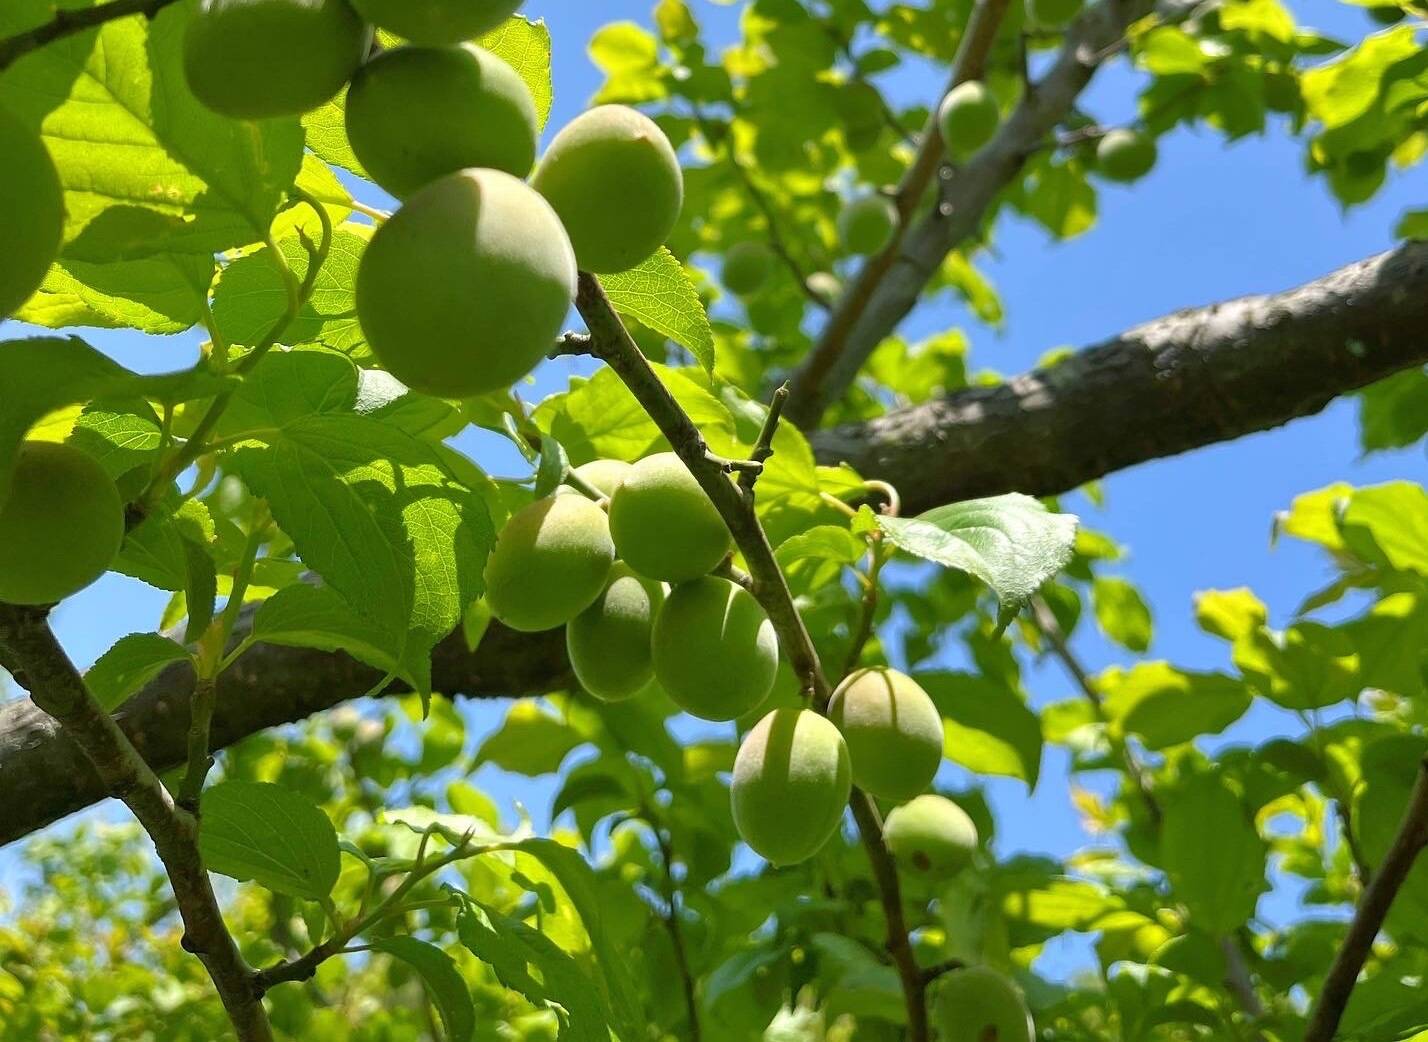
left=2, top=0, right=1424, bottom=976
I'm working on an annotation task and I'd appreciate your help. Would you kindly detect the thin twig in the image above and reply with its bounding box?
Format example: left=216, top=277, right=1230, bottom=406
left=0, top=604, right=272, bottom=1040
left=1304, top=758, right=1428, bottom=1042
left=641, top=809, right=702, bottom=1042
left=738, top=383, right=790, bottom=495
left=0, top=0, right=180, bottom=72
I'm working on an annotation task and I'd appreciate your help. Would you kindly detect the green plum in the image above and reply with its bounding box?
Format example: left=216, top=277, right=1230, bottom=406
left=346, top=44, right=538, bottom=197
left=938, top=81, right=999, bottom=158
left=0, top=442, right=125, bottom=606
left=828, top=667, right=943, bottom=802
left=652, top=577, right=778, bottom=721
left=184, top=0, right=369, bottom=120
left=561, top=459, right=633, bottom=499
left=722, top=242, right=774, bottom=296
left=838, top=195, right=898, bottom=256
left=883, top=794, right=978, bottom=874
left=348, top=0, right=523, bottom=45
left=933, top=967, right=1034, bottom=1042
left=532, top=105, right=684, bottom=273
left=608, top=452, right=731, bottom=582
left=567, top=563, right=665, bottom=702
left=1096, top=128, right=1158, bottom=183
left=356, top=168, right=577, bottom=397
left=732, top=708, right=851, bottom=865
left=483, top=494, right=614, bottom=632
left=0, top=107, right=63, bottom=318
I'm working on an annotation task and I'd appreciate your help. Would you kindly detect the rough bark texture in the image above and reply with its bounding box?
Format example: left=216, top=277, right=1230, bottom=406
left=1, top=242, right=1426, bottom=847
left=811, top=242, right=1428, bottom=515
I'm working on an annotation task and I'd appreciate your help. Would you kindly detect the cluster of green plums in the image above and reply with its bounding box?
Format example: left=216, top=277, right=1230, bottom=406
left=181, top=0, right=686, bottom=399
left=484, top=453, right=982, bottom=872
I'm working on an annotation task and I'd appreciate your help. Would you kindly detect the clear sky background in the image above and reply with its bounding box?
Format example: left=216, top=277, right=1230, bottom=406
left=2, top=0, right=1424, bottom=981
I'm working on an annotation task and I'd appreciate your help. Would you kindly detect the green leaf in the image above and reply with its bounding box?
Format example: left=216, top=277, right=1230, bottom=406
left=199, top=781, right=340, bottom=900
left=0, top=4, right=302, bottom=258
left=369, top=938, right=475, bottom=1042
left=85, top=634, right=193, bottom=711
left=455, top=893, right=614, bottom=1042
left=474, top=703, right=584, bottom=776
left=1302, top=25, right=1421, bottom=130
left=1092, top=576, right=1153, bottom=652
left=1359, top=368, right=1428, bottom=452
left=1340, top=481, right=1428, bottom=577
left=1160, top=773, right=1267, bottom=934
left=15, top=253, right=214, bottom=335
left=919, top=672, right=1042, bottom=786
left=250, top=583, right=402, bottom=677
left=877, top=494, right=1078, bottom=617
left=1098, top=663, right=1252, bottom=750
left=601, top=248, right=715, bottom=370
left=0, top=337, right=229, bottom=507
left=228, top=412, right=493, bottom=696
left=479, top=16, right=555, bottom=130
left=588, top=21, right=666, bottom=105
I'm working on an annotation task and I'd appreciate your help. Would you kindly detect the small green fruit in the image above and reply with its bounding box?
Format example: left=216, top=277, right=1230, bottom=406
left=722, top=242, right=774, bottom=296
left=346, top=44, right=538, bottom=198
left=562, top=459, right=632, bottom=499
left=0, top=108, right=63, bottom=318
left=883, top=794, right=978, bottom=874
left=608, top=452, right=730, bottom=582
left=532, top=105, right=684, bottom=273
left=933, top=967, right=1034, bottom=1042
left=1096, top=128, right=1157, bottom=182
left=348, top=0, right=523, bottom=45
left=732, top=708, right=851, bottom=865
left=567, top=563, right=665, bottom=702
left=652, top=577, right=778, bottom=721
left=938, top=81, right=999, bottom=159
left=828, top=667, right=943, bottom=801
left=184, top=0, right=369, bottom=120
left=483, top=495, right=615, bottom=632
left=0, top=442, right=125, bottom=606
left=838, top=195, right=898, bottom=256
left=1025, top=0, right=1083, bottom=25
left=356, top=168, right=577, bottom=397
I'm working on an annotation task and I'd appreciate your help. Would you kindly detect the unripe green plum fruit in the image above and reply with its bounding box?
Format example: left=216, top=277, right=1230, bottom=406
left=184, top=0, right=369, bottom=120
left=346, top=44, right=538, bottom=197
left=828, top=667, right=943, bottom=801
left=567, top=563, right=665, bottom=702
left=483, top=494, right=614, bottom=632
left=1096, top=128, right=1158, bottom=182
left=722, top=242, right=774, bottom=296
left=532, top=105, right=684, bottom=273
left=652, top=577, right=778, bottom=721
left=838, top=195, right=898, bottom=256
left=933, top=967, right=1034, bottom=1042
left=938, top=81, right=999, bottom=159
left=356, top=168, right=576, bottom=397
left=561, top=459, right=632, bottom=499
left=883, top=794, right=978, bottom=874
left=1025, top=0, right=1083, bottom=25
left=608, top=452, right=730, bottom=582
left=0, top=442, right=124, bottom=606
left=0, top=108, right=63, bottom=318
left=348, top=0, right=523, bottom=44
left=732, top=708, right=851, bottom=865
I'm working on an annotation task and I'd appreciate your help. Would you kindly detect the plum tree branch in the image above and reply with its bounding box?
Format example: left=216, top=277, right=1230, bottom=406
left=1304, top=758, right=1428, bottom=1042
left=573, top=273, right=929, bottom=1041
left=786, top=0, right=1163, bottom=427
left=0, top=0, right=181, bottom=72
left=0, top=603, right=272, bottom=1041
left=1, top=245, right=1425, bottom=848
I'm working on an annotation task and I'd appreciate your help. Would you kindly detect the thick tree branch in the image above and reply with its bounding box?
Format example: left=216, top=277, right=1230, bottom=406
left=1, top=245, right=1426, bottom=847
left=0, top=603, right=271, bottom=1041
left=1304, top=758, right=1428, bottom=1042
left=0, top=0, right=181, bottom=73
left=811, top=242, right=1428, bottom=516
